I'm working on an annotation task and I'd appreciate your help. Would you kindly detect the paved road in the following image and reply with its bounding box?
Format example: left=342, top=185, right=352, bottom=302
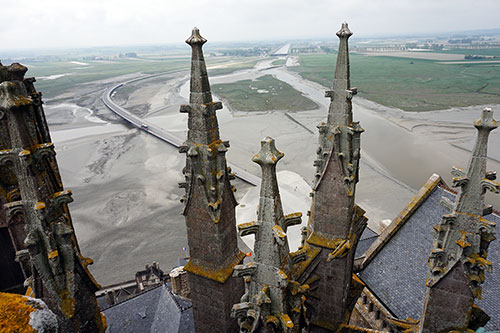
left=101, top=77, right=260, bottom=186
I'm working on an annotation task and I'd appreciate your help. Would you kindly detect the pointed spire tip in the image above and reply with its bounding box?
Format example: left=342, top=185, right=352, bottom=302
left=186, top=27, right=207, bottom=46
left=336, top=22, right=353, bottom=38
left=475, top=107, right=497, bottom=130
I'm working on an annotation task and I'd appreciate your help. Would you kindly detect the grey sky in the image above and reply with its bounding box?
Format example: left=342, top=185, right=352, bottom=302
left=1, top=0, right=499, bottom=50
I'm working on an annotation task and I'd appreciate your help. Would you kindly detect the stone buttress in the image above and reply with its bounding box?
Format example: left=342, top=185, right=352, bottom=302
left=297, top=23, right=368, bottom=331
left=179, top=28, right=245, bottom=332
left=420, top=108, right=499, bottom=332
left=232, top=137, right=305, bottom=332
left=0, top=63, right=105, bottom=331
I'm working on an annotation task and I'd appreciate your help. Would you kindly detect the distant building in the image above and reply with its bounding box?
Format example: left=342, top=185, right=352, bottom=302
left=135, top=262, right=166, bottom=292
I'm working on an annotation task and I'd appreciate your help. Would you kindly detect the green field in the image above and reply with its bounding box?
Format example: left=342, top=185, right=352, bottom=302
left=213, top=74, right=318, bottom=111
left=292, top=53, right=500, bottom=111
left=24, top=58, right=191, bottom=98
left=207, top=58, right=260, bottom=76
left=22, top=56, right=260, bottom=99
left=271, top=59, right=286, bottom=66
left=434, top=48, right=500, bottom=57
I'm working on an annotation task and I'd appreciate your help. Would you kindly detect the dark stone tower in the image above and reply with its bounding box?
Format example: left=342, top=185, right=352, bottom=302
left=232, top=137, right=304, bottom=332
left=179, top=28, right=245, bottom=332
left=302, top=23, right=368, bottom=331
left=0, top=62, right=45, bottom=292
left=420, top=108, right=498, bottom=332
left=0, top=62, right=105, bottom=332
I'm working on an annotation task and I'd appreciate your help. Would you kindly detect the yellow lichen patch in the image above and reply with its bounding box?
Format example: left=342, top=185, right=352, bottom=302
left=79, top=256, right=94, bottom=267
left=272, top=225, right=286, bottom=238
left=34, top=201, right=45, bottom=210
left=465, top=253, right=492, bottom=271
left=307, top=232, right=345, bottom=250
left=59, top=289, right=76, bottom=318
left=351, top=273, right=365, bottom=288
left=290, top=281, right=309, bottom=296
left=78, top=256, right=102, bottom=290
left=100, top=312, right=108, bottom=331
left=207, top=139, right=223, bottom=151
left=291, top=244, right=320, bottom=280
left=385, top=316, right=419, bottom=330
left=480, top=217, right=497, bottom=227
left=277, top=270, right=288, bottom=280
left=0, top=292, right=37, bottom=333
left=266, top=315, right=280, bottom=327
left=238, top=220, right=257, bottom=229
left=473, top=286, right=483, bottom=299
left=47, top=250, right=59, bottom=259
left=456, top=231, right=471, bottom=248
left=50, top=189, right=72, bottom=199
left=25, top=287, right=34, bottom=298
left=327, top=239, right=351, bottom=261
left=31, top=143, right=53, bottom=150
left=338, top=324, right=379, bottom=332
left=184, top=250, right=246, bottom=283
left=280, top=313, right=294, bottom=328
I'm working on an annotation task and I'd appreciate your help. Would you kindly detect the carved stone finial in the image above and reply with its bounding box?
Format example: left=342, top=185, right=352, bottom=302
left=8, top=63, right=28, bottom=81
left=252, top=136, right=284, bottom=166
left=474, top=107, right=498, bottom=131
left=186, top=27, right=207, bottom=46
left=336, top=22, right=353, bottom=38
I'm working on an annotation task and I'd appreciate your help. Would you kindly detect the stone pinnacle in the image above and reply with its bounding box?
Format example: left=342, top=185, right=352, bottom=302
left=186, top=27, right=207, bottom=46
left=337, top=22, right=353, bottom=38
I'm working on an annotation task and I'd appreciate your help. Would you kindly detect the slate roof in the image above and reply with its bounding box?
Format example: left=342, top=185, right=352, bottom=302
left=359, top=182, right=500, bottom=330
left=355, top=226, right=378, bottom=259
left=103, top=283, right=194, bottom=332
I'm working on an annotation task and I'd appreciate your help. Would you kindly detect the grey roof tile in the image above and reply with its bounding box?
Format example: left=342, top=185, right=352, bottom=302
left=359, top=186, right=500, bottom=330
left=104, top=283, right=193, bottom=332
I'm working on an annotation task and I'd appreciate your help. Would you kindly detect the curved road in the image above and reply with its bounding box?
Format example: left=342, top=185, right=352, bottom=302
left=101, top=77, right=260, bottom=186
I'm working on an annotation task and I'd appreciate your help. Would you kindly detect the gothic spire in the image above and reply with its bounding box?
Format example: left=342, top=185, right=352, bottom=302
left=233, top=137, right=303, bottom=332
left=182, top=27, right=221, bottom=145
left=314, top=21, right=363, bottom=196
left=421, top=108, right=499, bottom=332
left=453, top=108, right=499, bottom=215
left=328, top=22, right=354, bottom=126
left=179, top=27, right=236, bottom=223
left=179, top=27, right=244, bottom=333
left=301, top=23, right=367, bottom=331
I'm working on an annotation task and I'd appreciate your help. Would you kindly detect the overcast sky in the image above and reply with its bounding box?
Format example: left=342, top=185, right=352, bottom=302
left=1, top=0, right=499, bottom=50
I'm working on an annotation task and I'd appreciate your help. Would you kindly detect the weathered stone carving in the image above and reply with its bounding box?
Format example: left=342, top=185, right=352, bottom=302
left=232, top=137, right=304, bottom=332
left=0, top=62, right=105, bottom=332
left=179, top=27, right=245, bottom=332
left=299, top=22, right=368, bottom=331
left=420, top=108, right=498, bottom=332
